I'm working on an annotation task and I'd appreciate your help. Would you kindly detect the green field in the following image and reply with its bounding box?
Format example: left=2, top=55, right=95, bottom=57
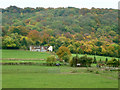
left=2, top=65, right=118, bottom=88
left=1, top=49, right=119, bottom=65
left=72, top=54, right=119, bottom=61
left=2, top=49, right=51, bottom=59
left=2, top=49, right=118, bottom=61
left=2, top=49, right=119, bottom=88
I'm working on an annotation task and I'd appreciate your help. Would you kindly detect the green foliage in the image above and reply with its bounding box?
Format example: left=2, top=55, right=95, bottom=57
left=105, top=58, right=108, bottom=64
left=99, top=59, right=102, bottom=63
left=8, top=26, right=29, bottom=36
left=70, top=55, right=93, bottom=67
left=69, top=59, right=73, bottom=67
left=2, top=33, right=21, bottom=49
left=20, top=45, right=27, bottom=50
left=1, top=6, right=119, bottom=58
left=62, top=54, right=70, bottom=62
left=93, top=56, right=97, bottom=64
left=46, top=55, right=56, bottom=66
left=96, top=71, right=99, bottom=74
left=107, top=58, right=119, bottom=67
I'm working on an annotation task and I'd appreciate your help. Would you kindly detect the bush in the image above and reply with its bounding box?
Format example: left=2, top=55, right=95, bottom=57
left=20, top=45, right=27, bottom=50
left=107, top=58, right=119, bottom=67
left=96, top=71, right=99, bottom=74
left=46, top=55, right=56, bottom=66
left=86, top=57, right=93, bottom=67
left=69, top=54, right=93, bottom=67
left=69, top=59, right=73, bottom=67
left=72, top=55, right=79, bottom=67
left=105, top=58, right=108, bottom=64
left=93, top=56, right=97, bottom=64
left=99, top=59, right=102, bottom=63
left=87, top=69, right=94, bottom=72
left=62, top=55, right=70, bottom=62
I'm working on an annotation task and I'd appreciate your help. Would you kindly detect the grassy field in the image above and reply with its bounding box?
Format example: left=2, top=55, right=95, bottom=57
left=2, top=49, right=119, bottom=88
left=1, top=49, right=119, bottom=65
left=2, top=65, right=118, bottom=88
left=72, top=54, right=119, bottom=61
left=2, top=49, right=51, bottom=59
left=2, top=49, right=118, bottom=61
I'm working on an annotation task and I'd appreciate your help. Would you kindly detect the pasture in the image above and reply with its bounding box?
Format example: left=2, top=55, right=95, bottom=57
left=2, top=65, right=118, bottom=88
left=72, top=54, right=119, bottom=61
left=2, top=49, right=118, bottom=61
left=2, top=49, right=51, bottom=59
left=2, top=49, right=119, bottom=88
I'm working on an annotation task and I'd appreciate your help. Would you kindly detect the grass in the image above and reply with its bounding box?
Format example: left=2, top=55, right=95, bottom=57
left=2, top=49, right=119, bottom=88
left=2, top=65, right=118, bottom=88
left=72, top=54, right=119, bottom=61
left=2, top=49, right=51, bottom=59
left=1, top=60, right=46, bottom=64
left=2, top=49, right=119, bottom=61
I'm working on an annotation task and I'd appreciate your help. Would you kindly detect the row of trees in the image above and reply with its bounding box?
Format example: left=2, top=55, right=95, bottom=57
left=2, top=6, right=117, bottom=14
left=46, top=46, right=119, bottom=67
left=2, top=28, right=119, bottom=57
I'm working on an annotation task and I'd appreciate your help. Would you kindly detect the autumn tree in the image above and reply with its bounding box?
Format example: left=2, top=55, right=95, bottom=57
left=2, top=33, right=21, bottom=49
left=27, top=30, right=40, bottom=42
left=8, top=26, right=29, bottom=36
left=56, top=46, right=71, bottom=62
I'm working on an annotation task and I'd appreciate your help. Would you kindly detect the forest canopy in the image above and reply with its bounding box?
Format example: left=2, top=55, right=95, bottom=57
left=1, top=6, right=119, bottom=57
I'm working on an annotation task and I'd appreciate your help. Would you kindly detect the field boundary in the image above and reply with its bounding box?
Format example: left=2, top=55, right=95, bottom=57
left=1, top=58, right=45, bottom=60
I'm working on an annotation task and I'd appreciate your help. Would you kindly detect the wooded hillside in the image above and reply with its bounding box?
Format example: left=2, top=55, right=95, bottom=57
left=1, top=6, right=119, bottom=57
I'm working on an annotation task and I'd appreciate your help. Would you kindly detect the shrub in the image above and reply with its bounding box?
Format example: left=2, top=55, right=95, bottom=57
left=86, top=57, right=93, bottom=67
left=62, top=55, right=70, bottom=62
left=69, top=54, right=93, bottom=67
left=72, top=55, right=79, bottom=67
left=99, top=59, right=102, bottom=63
left=46, top=55, right=56, bottom=66
left=20, top=45, right=27, bottom=50
left=93, top=56, right=97, bottom=64
left=96, top=71, right=99, bottom=74
left=87, top=68, right=94, bottom=72
left=107, top=58, right=119, bottom=67
left=105, top=58, right=108, bottom=64
left=69, top=59, right=73, bottom=67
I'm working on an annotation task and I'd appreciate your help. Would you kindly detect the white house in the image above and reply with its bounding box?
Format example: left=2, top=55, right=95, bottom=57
left=30, top=45, right=53, bottom=52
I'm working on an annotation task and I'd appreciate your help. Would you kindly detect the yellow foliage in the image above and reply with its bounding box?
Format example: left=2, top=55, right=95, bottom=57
left=56, top=46, right=71, bottom=59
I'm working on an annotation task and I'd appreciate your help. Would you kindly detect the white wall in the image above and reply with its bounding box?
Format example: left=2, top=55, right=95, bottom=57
left=48, top=46, right=53, bottom=52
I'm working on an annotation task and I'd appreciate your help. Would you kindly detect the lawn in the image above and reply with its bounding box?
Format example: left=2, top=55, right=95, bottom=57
left=2, top=65, right=118, bottom=88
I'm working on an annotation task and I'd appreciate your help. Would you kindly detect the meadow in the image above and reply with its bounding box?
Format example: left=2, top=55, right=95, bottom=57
left=2, top=65, right=118, bottom=88
left=72, top=54, right=119, bottom=61
left=2, top=49, right=119, bottom=88
left=2, top=49, right=51, bottom=59
left=1, top=49, right=118, bottom=64
left=2, top=49, right=118, bottom=61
